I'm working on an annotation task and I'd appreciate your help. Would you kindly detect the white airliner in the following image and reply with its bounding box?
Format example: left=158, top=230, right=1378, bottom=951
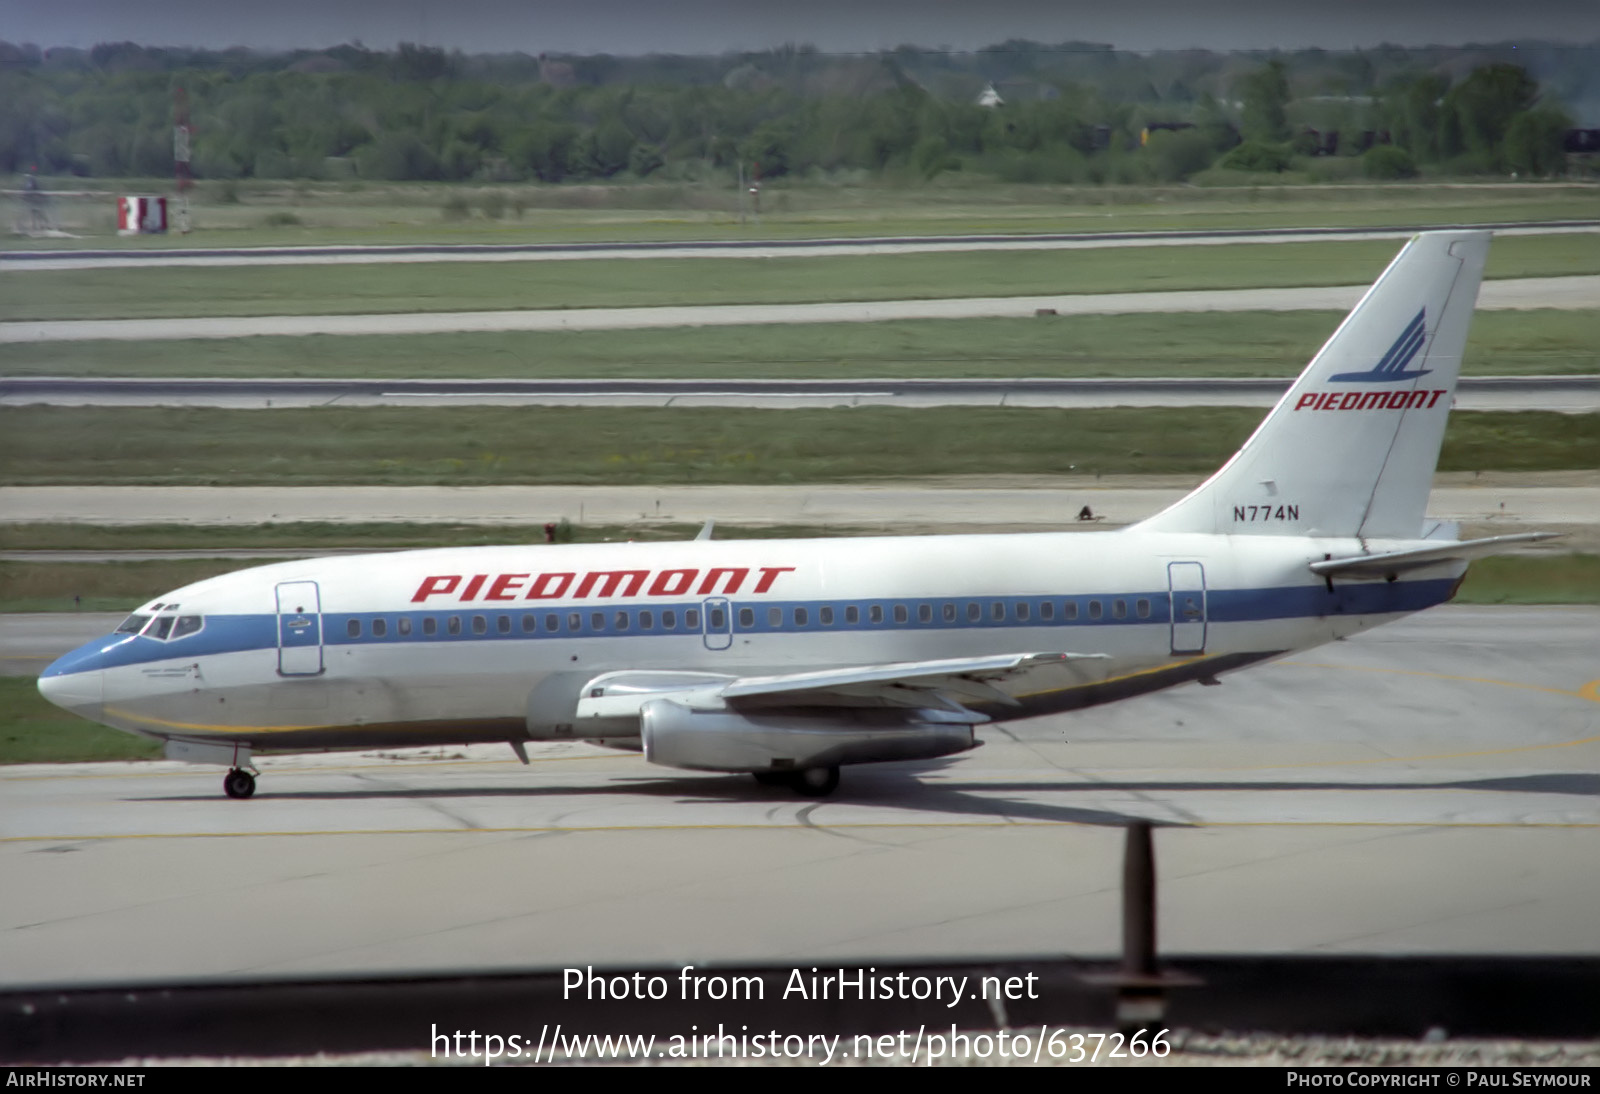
left=38, top=230, right=1553, bottom=799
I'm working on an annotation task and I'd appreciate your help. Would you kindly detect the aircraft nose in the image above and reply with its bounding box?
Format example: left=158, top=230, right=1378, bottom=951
left=38, top=646, right=108, bottom=714
left=38, top=667, right=104, bottom=712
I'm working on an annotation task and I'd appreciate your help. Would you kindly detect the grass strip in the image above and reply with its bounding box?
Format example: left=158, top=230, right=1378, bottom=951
left=4, top=309, right=1594, bottom=380
left=3, top=235, right=1594, bottom=323
left=3, top=406, right=1595, bottom=487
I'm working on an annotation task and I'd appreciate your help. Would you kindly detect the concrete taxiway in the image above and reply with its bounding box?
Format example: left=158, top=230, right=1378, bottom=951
left=2, top=606, right=1596, bottom=987
left=6, top=222, right=1593, bottom=271
left=3, top=276, right=1595, bottom=344
left=6, top=375, right=1594, bottom=412
left=2, top=477, right=1593, bottom=533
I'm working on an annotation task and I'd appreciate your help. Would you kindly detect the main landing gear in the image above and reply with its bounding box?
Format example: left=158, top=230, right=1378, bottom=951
left=223, top=767, right=257, bottom=799
left=752, top=766, right=840, bottom=797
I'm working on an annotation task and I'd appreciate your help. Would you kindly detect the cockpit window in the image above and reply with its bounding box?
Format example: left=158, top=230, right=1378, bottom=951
left=146, top=616, right=175, bottom=640
left=116, top=614, right=151, bottom=634
left=171, top=616, right=204, bottom=639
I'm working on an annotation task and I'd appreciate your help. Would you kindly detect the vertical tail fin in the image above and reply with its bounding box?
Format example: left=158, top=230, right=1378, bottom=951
left=1134, top=230, right=1491, bottom=540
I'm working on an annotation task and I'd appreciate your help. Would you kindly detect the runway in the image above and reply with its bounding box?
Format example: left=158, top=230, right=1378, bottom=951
left=2, top=606, right=1596, bottom=987
left=5, top=375, right=1594, bottom=412
left=6, top=221, right=1594, bottom=271
left=3, top=275, right=1594, bottom=343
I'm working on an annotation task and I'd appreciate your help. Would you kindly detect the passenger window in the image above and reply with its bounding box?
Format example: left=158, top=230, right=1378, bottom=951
left=845, top=606, right=859, bottom=624
left=423, top=617, right=437, bottom=636
left=991, top=602, right=1005, bottom=621
left=172, top=615, right=204, bottom=639
left=1137, top=599, right=1151, bottom=619
left=738, top=607, right=754, bottom=627
left=1040, top=602, right=1054, bottom=621
left=1088, top=601, right=1102, bottom=620
left=870, top=605, right=884, bottom=624
left=522, top=614, right=536, bottom=633
left=663, top=610, right=677, bottom=629
left=569, top=612, right=582, bottom=631
left=894, top=605, right=908, bottom=624
left=348, top=619, right=362, bottom=638
left=1017, top=603, right=1030, bottom=621
left=448, top=617, right=462, bottom=635
left=686, top=609, right=700, bottom=628
left=591, top=612, right=605, bottom=631
left=397, top=617, right=411, bottom=636
left=767, top=606, right=781, bottom=626
left=918, top=604, right=932, bottom=623
left=614, top=611, right=629, bottom=631
left=967, top=602, right=980, bottom=622
left=794, top=607, right=808, bottom=626
left=498, top=615, right=511, bottom=634
left=639, top=610, right=654, bottom=629
left=1064, top=601, right=1078, bottom=621
left=819, top=606, right=834, bottom=625
left=942, top=603, right=956, bottom=622
left=1113, top=600, right=1127, bottom=620
left=544, top=614, right=559, bottom=632
left=372, top=618, right=387, bottom=638
left=472, top=615, right=487, bottom=635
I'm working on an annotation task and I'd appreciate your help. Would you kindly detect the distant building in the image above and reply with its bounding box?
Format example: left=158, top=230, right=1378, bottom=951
left=1563, top=129, right=1600, bottom=154
left=976, top=83, right=1003, bottom=108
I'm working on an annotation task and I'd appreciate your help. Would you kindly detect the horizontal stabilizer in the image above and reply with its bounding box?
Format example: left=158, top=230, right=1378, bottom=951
left=1309, top=533, right=1563, bottom=577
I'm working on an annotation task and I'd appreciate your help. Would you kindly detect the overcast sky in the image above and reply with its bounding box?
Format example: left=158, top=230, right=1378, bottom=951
left=3, top=0, right=1596, bottom=55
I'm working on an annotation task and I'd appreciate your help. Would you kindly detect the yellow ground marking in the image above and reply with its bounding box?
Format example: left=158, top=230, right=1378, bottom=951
left=4, top=819, right=1599, bottom=845
left=1014, top=654, right=1206, bottom=701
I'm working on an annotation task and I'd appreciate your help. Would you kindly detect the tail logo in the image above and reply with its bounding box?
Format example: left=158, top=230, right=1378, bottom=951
left=1329, top=308, right=1430, bottom=383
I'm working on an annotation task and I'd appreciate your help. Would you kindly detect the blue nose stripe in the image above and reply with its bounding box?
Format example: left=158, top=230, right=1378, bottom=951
left=40, top=635, right=132, bottom=679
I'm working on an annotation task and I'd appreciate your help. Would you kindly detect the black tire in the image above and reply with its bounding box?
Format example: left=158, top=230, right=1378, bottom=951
left=790, top=766, right=840, bottom=797
left=223, top=768, right=256, bottom=800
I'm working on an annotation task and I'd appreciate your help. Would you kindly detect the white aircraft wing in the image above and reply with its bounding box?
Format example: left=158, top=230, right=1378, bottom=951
left=721, top=651, right=1107, bottom=711
left=575, top=651, right=1108, bottom=724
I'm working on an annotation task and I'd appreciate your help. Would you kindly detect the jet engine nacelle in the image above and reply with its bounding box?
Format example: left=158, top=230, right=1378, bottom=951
left=639, top=698, right=977, bottom=773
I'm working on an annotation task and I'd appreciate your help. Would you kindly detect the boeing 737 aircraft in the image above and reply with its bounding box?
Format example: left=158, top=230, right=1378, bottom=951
left=38, top=230, right=1553, bottom=799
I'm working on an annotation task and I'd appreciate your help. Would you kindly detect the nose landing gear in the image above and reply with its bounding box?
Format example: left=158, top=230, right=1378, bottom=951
left=223, top=768, right=257, bottom=799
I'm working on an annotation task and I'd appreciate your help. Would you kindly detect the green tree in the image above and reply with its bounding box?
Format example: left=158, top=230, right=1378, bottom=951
left=1221, top=140, right=1292, bottom=172
left=1238, top=60, right=1290, bottom=142
left=1144, top=127, right=1215, bottom=181
left=1504, top=106, right=1572, bottom=176
left=1362, top=145, right=1417, bottom=179
left=1443, top=63, right=1540, bottom=169
left=1384, top=73, right=1450, bottom=162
